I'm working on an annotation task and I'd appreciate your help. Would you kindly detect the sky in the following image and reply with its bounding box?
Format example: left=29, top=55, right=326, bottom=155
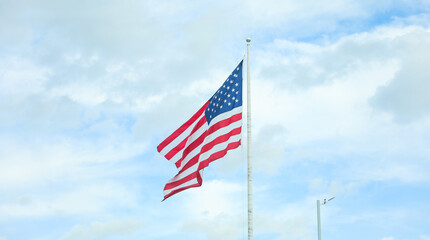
left=1, top=0, right=430, bottom=239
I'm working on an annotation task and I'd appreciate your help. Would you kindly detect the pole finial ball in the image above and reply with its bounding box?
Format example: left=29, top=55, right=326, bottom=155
left=246, top=38, right=251, bottom=43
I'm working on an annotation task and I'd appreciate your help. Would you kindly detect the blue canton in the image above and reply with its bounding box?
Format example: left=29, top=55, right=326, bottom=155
left=205, top=60, right=243, bottom=124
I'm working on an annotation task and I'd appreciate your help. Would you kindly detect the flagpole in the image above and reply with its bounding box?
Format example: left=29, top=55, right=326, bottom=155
left=246, top=37, right=253, bottom=240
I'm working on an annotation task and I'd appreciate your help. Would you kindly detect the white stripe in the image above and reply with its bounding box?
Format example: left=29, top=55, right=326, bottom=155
left=174, top=122, right=209, bottom=170
left=165, top=135, right=241, bottom=191
left=166, top=110, right=242, bottom=184
left=163, top=106, right=243, bottom=198
left=166, top=157, right=200, bottom=184
left=176, top=141, right=203, bottom=172
left=175, top=109, right=242, bottom=170
left=159, top=110, right=206, bottom=156
left=166, top=126, right=241, bottom=186
left=164, top=176, right=199, bottom=197
left=168, top=117, right=208, bottom=165
left=203, top=119, right=242, bottom=146
left=161, top=106, right=241, bottom=158
left=208, top=106, right=242, bottom=128
left=199, top=134, right=241, bottom=161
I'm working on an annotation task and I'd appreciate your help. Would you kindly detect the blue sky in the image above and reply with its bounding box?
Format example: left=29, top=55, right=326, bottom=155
left=1, top=1, right=430, bottom=240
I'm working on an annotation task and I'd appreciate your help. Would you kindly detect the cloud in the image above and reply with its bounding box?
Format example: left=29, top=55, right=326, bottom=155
left=245, top=23, right=430, bottom=185
left=309, top=179, right=361, bottom=197
left=183, top=180, right=243, bottom=219
left=421, top=235, right=430, bottom=240
left=180, top=180, right=316, bottom=240
left=253, top=124, right=288, bottom=174
left=0, top=57, right=50, bottom=97
left=0, top=181, right=139, bottom=219
left=61, top=219, right=143, bottom=240
left=180, top=180, right=244, bottom=239
left=183, top=216, right=243, bottom=240
left=1, top=1, right=430, bottom=240
left=370, top=27, right=430, bottom=123
left=0, top=132, right=146, bottom=188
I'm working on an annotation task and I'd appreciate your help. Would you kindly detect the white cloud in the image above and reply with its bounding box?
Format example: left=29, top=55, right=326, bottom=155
left=0, top=136, right=146, bottom=189
left=0, top=57, right=50, bottom=97
left=0, top=181, right=139, bottom=218
left=183, top=216, right=243, bottom=240
left=184, top=180, right=243, bottom=218
left=180, top=180, right=318, bottom=240
left=309, top=179, right=361, bottom=197
left=370, top=27, right=430, bottom=123
left=61, top=219, right=143, bottom=240
left=246, top=24, right=430, bottom=185
left=0, top=134, right=144, bottom=220
left=246, top=0, right=365, bottom=24
left=421, top=235, right=430, bottom=240
left=1, top=1, right=430, bottom=240
left=382, top=237, right=394, bottom=240
left=179, top=180, right=244, bottom=239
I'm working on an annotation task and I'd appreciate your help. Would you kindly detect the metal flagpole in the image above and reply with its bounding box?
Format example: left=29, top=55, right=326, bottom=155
left=317, top=200, right=321, bottom=240
left=317, top=197, right=335, bottom=240
left=246, top=37, right=253, bottom=240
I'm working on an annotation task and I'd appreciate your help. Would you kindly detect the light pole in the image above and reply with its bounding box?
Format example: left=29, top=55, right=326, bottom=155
left=317, top=196, right=335, bottom=240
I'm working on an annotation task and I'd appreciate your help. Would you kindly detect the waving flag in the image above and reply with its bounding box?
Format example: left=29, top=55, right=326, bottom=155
left=157, top=60, right=243, bottom=200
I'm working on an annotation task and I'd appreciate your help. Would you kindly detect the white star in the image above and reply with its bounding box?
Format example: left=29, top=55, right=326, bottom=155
left=228, top=94, right=230, bottom=97
left=230, top=80, right=233, bottom=84
left=232, top=88, right=235, bottom=91
left=227, top=86, right=230, bottom=90
left=236, top=91, right=239, bottom=94
left=223, top=85, right=226, bottom=88
left=232, top=97, right=235, bottom=100
left=220, top=106, right=223, bottom=109
left=234, top=74, right=238, bottom=77
left=228, top=102, right=231, bottom=106
left=224, top=100, right=227, bottom=103
left=235, top=83, right=238, bottom=86
left=235, top=99, right=238, bottom=102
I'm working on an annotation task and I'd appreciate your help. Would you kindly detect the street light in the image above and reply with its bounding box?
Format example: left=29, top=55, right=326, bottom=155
left=317, top=196, right=335, bottom=240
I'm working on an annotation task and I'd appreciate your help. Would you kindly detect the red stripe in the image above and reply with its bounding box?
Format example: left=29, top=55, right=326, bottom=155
left=164, top=114, right=207, bottom=162
left=163, top=172, right=203, bottom=200
left=157, top=102, right=209, bottom=153
left=207, top=113, right=242, bottom=135
left=160, top=105, right=242, bottom=200
left=165, top=114, right=208, bottom=168
left=165, top=138, right=187, bottom=160
left=178, top=117, right=208, bottom=163
left=164, top=171, right=199, bottom=190
left=164, top=128, right=241, bottom=190
left=163, top=183, right=201, bottom=200
left=198, top=139, right=241, bottom=170
left=174, top=125, right=241, bottom=176
left=176, top=152, right=200, bottom=176
left=163, top=140, right=241, bottom=200
left=201, top=126, right=241, bottom=154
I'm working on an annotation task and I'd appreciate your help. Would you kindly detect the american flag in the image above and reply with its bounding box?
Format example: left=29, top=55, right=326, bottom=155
left=157, top=60, right=243, bottom=200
